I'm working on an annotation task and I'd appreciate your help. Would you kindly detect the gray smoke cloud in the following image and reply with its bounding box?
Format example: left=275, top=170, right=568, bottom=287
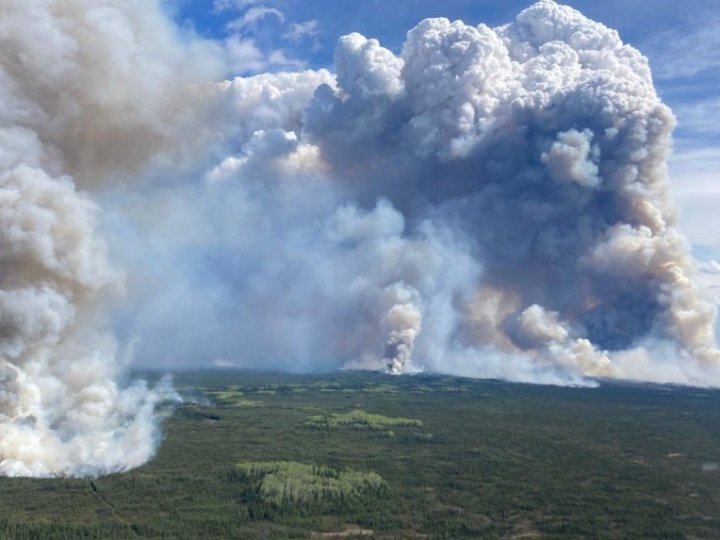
left=2, top=0, right=720, bottom=476
left=127, top=0, right=715, bottom=387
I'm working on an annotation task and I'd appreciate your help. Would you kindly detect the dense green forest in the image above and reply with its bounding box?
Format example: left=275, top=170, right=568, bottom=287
left=1, top=371, right=719, bottom=538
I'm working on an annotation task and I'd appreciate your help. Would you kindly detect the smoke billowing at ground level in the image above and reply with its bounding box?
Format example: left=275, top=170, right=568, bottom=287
left=0, top=0, right=718, bottom=477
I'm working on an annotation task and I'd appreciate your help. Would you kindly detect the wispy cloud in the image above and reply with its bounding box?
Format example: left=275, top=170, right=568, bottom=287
left=282, top=20, right=320, bottom=43
left=669, top=146, right=720, bottom=250
left=213, top=0, right=260, bottom=12
left=640, top=6, right=720, bottom=260
left=224, top=35, right=305, bottom=74
left=226, top=6, right=285, bottom=33
left=645, top=17, right=720, bottom=80
left=673, top=98, right=720, bottom=135
left=696, top=259, right=720, bottom=306
left=213, top=1, right=307, bottom=74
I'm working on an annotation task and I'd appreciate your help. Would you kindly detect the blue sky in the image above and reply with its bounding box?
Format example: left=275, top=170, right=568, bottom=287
left=169, top=0, right=720, bottom=265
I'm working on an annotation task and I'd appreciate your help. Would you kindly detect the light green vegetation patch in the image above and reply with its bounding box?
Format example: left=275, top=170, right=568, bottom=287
left=233, top=399, right=264, bottom=407
left=360, top=384, right=399, bottom=394
left=210, top=390, right=244, bottom=400
left=208, top=389, right=263, bottom=407
left=304, top=409, right=423, bottom=431
left=235, top=461, right=384, bottom=506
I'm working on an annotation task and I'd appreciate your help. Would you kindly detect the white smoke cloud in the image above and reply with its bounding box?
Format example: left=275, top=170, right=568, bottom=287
left=0, top=0, right=222, bottom=477
left=3, top=0, right=720, bottom=476
left=0, top=163, right=172, bottom=478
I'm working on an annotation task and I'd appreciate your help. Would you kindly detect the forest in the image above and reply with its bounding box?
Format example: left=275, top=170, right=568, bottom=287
left=1, top=371, right=719, bottom=538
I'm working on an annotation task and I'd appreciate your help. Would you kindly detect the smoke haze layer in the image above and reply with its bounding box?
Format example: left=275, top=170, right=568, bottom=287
left=1, top=0, right=719, bottom=477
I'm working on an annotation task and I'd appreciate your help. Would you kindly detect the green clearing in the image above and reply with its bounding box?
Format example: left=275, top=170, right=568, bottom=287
left=303, top=410, right=423, bottom=431
left=0, top=371, right=719, bottom=538
left=234, top=461, right=384, bottom=506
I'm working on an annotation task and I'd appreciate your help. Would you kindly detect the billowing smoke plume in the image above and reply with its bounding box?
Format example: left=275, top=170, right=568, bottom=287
left=134, top=0, right=715, bottom=387
left=0, top=0, right=222, bottom=477
left=3, top=0, right=720, bottom=476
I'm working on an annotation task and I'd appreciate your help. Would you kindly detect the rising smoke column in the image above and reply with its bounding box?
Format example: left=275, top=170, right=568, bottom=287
left=0, top=0, right=222, bottom=477
left=192, top=0, right=719, bottom=385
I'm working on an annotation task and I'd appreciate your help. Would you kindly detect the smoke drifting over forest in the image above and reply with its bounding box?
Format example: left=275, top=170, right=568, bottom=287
left=0, top=0, right=718, bottom=476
